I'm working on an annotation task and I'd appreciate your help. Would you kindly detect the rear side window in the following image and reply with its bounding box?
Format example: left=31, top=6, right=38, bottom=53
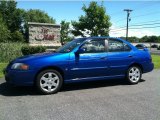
left=124, top=43, right=131, bottom=51
left=108, top=39, right=124, bottom=52
left=108, top=39, right=131, bottom=52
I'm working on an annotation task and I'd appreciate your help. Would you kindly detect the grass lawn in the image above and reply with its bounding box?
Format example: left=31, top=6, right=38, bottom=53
left=0, top=55, right=160, bottom=78
left=0, top=63, right=8, bottom=78
left=152, top=55, right=160, bottom=69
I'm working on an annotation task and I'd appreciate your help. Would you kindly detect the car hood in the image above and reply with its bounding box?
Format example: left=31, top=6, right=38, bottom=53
left=13, top=52, right=62, bottom=63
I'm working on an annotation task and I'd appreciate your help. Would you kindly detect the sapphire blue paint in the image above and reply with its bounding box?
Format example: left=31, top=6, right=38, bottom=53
left=4, top=37, right=154, bottom=86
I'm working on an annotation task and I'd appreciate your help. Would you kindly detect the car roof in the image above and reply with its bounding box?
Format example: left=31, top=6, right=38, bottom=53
left=84, top=36, right=127, bottom=43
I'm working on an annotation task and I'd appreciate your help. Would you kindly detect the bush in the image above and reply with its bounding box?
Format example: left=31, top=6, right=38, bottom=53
left=10, top=31, right=25, bottom=42
left=21, top=46, right=46, bottom=55
left=0, top=42, right=26, bottom=62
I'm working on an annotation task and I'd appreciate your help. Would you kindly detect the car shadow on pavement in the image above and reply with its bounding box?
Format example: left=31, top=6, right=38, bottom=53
left=0, top=79, right=145, bottom=96
left=0, top=83, right=38, bottom=96
left=61, top=79, right=145, bottom=92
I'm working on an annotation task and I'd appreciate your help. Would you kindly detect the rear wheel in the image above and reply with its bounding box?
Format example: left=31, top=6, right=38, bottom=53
left=36, top=69, right=63, bottom=94
left=126, top=66, right=142, bottom=84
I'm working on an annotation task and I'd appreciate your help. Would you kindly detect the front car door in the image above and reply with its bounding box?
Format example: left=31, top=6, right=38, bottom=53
left=69, top=38, right=108, bottom=80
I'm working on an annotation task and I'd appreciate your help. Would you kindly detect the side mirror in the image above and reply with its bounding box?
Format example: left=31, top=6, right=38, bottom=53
left=76, top=48, right=86, bottom=54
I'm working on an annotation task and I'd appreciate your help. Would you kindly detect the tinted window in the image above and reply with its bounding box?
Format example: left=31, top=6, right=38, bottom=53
left=124, top=43, right=131, bottom=51
left=108, top=39, right=124, bottom=52
left=56, top=38, right=86, bottom=53
left=108, top=39, right=131, bottom=52
left=81, top=39, right=105, bottom=53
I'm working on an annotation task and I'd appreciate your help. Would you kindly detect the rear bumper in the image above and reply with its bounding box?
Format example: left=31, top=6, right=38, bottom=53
left=4, top=68, right=36, bottom=86
left=143, top=62, right=154, bottom=73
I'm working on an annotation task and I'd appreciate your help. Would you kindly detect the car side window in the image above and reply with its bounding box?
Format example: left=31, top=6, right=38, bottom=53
left=108, top=39, right=124, bottom=52
left=81, top=39, right=105, bottom=53
left=124, top=43, right=131, bottom=51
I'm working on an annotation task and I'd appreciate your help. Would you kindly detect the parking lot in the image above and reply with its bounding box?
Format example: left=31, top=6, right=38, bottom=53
left=0, top=69, right=160, bottom=120
left=150, top=48, right=160, bottom=55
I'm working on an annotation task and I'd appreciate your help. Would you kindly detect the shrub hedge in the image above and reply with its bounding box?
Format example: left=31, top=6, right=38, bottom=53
left=0, top=42, right=26, bottom=62
left=0, top=42, right=59, bottom=62
left=21, top=46, right=46, bottom=55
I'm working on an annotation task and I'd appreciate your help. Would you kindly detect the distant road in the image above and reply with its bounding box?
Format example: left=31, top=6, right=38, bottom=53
left=132, top=42, right=160, bottom=47
left=150, top=48, right=160, bottom=55
left=131, top=43, right=160, bottom=55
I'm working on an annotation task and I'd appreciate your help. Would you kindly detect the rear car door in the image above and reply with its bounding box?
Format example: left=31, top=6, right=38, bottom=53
left=107, top=38, right=134, bottom=76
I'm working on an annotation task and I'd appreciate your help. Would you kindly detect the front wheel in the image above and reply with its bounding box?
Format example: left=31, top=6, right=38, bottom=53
left=36, top=69, right=63, bottom=94
left=126, top=66, right=142, bottom=84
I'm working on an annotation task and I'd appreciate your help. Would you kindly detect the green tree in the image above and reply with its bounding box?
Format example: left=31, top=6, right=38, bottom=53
left=158, top=36, right=160, bottom=43
left=140, top=35, right=148, bottom=42
left=127, top=36, right=139, bottom=42
left=0, top=1, right=26, bottom=42
left=60, top=20, right=70, bottom=45
left=0, top=14, right=10, bottom=42
left=0, top=1, right=24, bottom=32
left=148, top=36, right=159, bottom=43
left=0, top=1, right=56, bottom=42
left=25, top=9, right=56, bottom=23
left=72, top=1, right=111, bottom=37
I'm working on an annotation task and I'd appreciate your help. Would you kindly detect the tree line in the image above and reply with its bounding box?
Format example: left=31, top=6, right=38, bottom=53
left=0, top=0, right=55, bottom=43
left=120, top=36, right=160, bottom=43
left=0, top=1, right=159, bottom=44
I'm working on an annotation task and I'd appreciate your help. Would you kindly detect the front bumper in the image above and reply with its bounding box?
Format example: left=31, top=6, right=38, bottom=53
left=4, top=68, right=36, bottom=86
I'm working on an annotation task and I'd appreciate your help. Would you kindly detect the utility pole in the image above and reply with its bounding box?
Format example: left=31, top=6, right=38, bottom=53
left=124, top=9, right=133, bottom=40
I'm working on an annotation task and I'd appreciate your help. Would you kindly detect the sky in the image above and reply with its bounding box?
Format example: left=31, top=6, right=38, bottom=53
left=17, top=1, right=160, bottom=38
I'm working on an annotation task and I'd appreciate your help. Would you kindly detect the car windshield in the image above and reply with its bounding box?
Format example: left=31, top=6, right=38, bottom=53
left=56, top=38, right=86, bottom=53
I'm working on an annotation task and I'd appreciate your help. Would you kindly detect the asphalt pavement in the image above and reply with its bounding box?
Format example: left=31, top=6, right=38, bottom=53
left=0, top=69, right=160, bottom=120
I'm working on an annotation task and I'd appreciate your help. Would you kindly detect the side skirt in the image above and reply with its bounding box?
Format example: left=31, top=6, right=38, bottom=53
left=64, top=75, right=125, bottom=83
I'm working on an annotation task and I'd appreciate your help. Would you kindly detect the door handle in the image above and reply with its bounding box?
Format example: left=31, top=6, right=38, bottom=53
left=128, top=55, right=133, bottom=58
left=100, top=57, right=107, bottom=60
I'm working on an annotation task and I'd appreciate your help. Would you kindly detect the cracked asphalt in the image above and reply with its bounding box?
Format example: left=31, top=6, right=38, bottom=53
left=0, top=69, right=160, bottom=120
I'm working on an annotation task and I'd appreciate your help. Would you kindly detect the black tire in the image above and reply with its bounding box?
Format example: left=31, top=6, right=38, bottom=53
left=126, top=66, right=142, bottom=84
left=36, top=69, right=63, bottom=95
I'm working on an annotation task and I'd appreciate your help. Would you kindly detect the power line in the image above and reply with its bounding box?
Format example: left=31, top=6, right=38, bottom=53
left=130, top=25, right=160, bottom=29
left=110, top=25, right=160, bottom=33
left=130, top=19, right=160, bottom=24
left=130, top=22, right=160, bottom=27
left=110, top=2, right=159, bottom=19
left=109, top=2, right=160, bottom=35
left=110, top=2, right=160, bottom=24
left=113, top=10, right=160, bottom=24
left=110, top=21, right=160, bottom=31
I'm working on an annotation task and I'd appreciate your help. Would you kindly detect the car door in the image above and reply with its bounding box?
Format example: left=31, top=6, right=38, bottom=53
left=69, top=39, right=109, bottom=79
left=107, top=38, right=134, bottom=76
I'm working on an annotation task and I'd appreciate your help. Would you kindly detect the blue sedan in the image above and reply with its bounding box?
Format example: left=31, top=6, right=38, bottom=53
left=4, top=37, right=154, bottom=94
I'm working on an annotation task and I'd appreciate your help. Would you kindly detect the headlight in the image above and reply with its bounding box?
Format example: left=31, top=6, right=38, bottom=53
left=11, top=63, right=29, bottom=70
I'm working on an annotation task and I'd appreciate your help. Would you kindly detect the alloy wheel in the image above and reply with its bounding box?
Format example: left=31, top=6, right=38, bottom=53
left=40, top=72, right=60, bottom=92
left=128, top=67, right=141, bottom=83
